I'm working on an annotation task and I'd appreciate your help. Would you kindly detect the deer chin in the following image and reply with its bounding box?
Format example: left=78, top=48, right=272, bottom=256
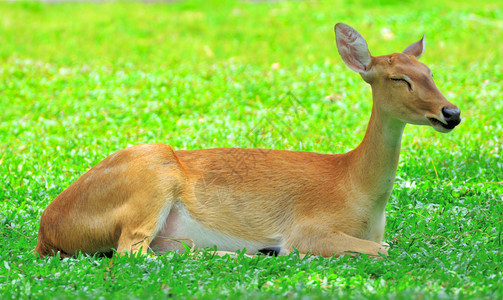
left=428, top=117, right=454, bottom=133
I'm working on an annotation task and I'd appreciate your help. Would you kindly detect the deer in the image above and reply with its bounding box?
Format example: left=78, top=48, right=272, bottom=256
left=35, top=23, right=461, bottom=259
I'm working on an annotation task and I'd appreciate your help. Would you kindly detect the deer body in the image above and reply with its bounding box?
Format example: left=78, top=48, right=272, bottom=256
left=35, top=23, right=461, bottom=258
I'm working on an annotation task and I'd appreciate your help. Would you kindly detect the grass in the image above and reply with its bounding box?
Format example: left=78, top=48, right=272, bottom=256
left=0, top=0, right=502, bottom=298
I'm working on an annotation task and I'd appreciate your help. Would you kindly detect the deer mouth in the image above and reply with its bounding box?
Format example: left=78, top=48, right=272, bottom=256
left=428, top=117, right=457, bottom=131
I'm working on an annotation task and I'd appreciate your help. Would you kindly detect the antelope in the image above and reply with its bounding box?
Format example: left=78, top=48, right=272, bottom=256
left=35, top=23, right=461, bottom=259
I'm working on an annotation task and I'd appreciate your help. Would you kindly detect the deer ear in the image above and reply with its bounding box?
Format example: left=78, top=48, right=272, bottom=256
left=403, top=35, right=426, bottom=58
left=334, top=23, right=372, bottom=73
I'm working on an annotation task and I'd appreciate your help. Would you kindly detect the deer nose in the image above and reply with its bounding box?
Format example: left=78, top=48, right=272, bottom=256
left=442, top=107, right=461, bottom=126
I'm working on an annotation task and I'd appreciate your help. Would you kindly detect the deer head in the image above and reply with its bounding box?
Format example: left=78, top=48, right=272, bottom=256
left=335, top=23, right=461, bottom=133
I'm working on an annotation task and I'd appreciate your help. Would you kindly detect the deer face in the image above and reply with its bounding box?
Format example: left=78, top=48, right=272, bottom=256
left=370, top=52, right=461, bottom=133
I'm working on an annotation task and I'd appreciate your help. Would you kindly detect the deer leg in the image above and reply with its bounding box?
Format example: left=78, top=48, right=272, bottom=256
left=36, top=144, right=187, bottom=258
left=115, top=199, right=174, bottom=256
left=284, top=226, right=388, bottom=258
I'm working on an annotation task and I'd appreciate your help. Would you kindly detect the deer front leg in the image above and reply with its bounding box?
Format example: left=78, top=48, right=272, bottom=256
left=284, top=225, right=388, bottom=258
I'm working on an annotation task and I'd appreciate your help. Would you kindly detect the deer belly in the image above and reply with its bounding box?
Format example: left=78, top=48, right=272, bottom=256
left=149, top=202, right=277, bottom=254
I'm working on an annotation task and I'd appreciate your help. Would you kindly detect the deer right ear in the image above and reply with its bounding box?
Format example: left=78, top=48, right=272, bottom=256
left=403, top=35, right=425, bottom=59
left=335, top=23, right=372, bottom=73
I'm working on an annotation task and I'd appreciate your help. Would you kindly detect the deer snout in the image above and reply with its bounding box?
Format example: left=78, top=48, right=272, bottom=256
left=441, top=106, right=461, bottom=129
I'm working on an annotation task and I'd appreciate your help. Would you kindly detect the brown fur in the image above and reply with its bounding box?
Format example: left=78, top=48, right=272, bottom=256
left=35, top=24, right=460, bottom=258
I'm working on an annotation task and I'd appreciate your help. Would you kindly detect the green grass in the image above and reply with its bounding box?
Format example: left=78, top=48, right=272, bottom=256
left=1, top=0, right=502, bottom=298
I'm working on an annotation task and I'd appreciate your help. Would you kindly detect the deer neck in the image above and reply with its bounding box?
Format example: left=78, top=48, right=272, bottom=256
left=348, top=98, right=406, bottom=202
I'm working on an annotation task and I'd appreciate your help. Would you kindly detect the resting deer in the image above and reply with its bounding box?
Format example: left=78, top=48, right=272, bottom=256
left=35, top=23, right=461, bottom=258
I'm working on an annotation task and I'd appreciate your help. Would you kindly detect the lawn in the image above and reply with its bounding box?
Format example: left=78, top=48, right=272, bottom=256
left=0, top=0, right=502, bottom=298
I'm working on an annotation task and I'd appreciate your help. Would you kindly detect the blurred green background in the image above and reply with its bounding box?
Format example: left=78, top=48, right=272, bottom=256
left=0, top=0, right=501, bottom=298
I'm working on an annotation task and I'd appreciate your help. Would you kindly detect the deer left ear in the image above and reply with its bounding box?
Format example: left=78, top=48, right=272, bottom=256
left=403, top=35, right=426, bottom=59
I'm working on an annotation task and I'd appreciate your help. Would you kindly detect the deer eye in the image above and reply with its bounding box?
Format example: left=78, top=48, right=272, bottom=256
left=391, top=77, right=412, bottom=91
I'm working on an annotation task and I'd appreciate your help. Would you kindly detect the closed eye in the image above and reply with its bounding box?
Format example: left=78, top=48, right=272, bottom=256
left=391, top=78, right=412, bottom=91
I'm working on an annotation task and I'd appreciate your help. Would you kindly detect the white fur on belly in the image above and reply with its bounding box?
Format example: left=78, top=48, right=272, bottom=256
left=150, top=202, right=281, bottom=254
